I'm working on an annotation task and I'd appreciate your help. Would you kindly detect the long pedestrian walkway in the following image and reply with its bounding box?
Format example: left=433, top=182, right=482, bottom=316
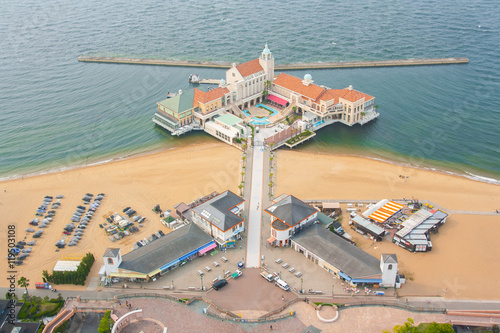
left=245, top=139, right=265, bottom=268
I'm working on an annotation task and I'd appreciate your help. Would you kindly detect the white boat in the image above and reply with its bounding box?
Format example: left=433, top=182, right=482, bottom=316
left=189, top=74, right=201, bottom=83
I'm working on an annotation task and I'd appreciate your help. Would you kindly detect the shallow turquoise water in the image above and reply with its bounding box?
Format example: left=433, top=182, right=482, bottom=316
left=0, top=0, right=499, bottom=181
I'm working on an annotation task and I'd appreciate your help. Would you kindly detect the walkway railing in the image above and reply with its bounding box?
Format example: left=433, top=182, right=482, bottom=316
left=338, top=300, right=446, bottom=313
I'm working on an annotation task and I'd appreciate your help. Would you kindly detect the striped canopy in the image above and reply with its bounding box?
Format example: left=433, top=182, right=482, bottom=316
left=368, top=201, right=404, bottom=223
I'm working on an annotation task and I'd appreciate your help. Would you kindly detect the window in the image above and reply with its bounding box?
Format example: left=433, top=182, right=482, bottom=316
left=107, top=258, right=113, bottom=265
left=388, top=264, right=393, bottom=270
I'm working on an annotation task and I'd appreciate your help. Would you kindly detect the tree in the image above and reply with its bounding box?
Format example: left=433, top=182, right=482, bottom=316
left=421, top=322, right=454, bottom=333
left=18, top=276, right=30, bottom=299
left=383, top=318, right=454, bottom=333
left=382, top=318, right=416, bottom=333
left=98, top=310, right=113, bottom=333
left=5, top=291, right=17, bottom=300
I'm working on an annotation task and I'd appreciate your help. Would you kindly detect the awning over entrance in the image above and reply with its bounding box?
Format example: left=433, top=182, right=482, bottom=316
left=338, top=271, right=352, bottom=281
left=268, top=94, right=288, bottom=106
left=199, top=242, right=217, bottom=255
left=267, top=236, right=276, bottom=244
left=109, top=272, right=147, bottom=279
left=160, top=259, right=180, bottom=272
left=351, top=278, right=382, bottom=284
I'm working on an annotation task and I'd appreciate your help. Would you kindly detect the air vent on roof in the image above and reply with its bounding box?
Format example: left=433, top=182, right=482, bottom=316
left=212, top=217, right=220, bottom=225
left=268, top=206, right=277, bottom=212
left=201, top=210, right=211, bottom=219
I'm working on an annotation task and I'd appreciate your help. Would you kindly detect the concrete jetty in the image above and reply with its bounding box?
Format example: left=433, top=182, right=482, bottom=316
left=78, top=55, right=469, bottom=70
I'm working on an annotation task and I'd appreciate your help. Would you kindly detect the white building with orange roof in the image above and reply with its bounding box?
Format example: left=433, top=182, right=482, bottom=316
left=226, top=44, right=274, bottom=107
left=153, top=44, right=378, bottom=147
left=272, top=72, right=378, bottom=127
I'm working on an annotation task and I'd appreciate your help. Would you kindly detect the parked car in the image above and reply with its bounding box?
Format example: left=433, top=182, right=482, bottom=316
left=212, top=279, right=228, bottom=290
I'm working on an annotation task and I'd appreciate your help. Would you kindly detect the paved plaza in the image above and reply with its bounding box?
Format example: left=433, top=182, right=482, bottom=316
left=111, top=295, right=447, bottom=333
left=110, top=244, right=247, bottom=291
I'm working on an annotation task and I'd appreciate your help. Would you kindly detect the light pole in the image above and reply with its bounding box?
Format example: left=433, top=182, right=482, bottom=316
left=332, top=284, right=334, bottom=298
left=201, top=275, right=203, bottom=291
left=301, top=278, right=303, bottom=294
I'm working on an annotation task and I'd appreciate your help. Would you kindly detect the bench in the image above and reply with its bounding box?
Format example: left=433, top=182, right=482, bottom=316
left=295, top=272, right=302, bottom=277
left=197, top=270, right=204, bottom=276
left=213, top=261, right=220, bottom=267
left=221, top=256, right=228, bottom=262
left=282, top=263, right=289, bottom=269
left=205, top=266, right=212, bottom=272
left=275, top=258, right=282, bottom=264
left=289, top=267, right=295, bottom=273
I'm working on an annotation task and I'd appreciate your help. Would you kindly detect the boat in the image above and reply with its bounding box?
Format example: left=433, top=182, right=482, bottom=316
left=189, top=74, right=201, bottom=84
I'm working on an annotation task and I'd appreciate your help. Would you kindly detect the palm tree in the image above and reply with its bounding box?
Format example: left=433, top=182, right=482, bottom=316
left=18, top=276, right=29, bottom=298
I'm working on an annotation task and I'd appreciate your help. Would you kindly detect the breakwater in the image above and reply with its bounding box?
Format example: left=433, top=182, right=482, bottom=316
left=77, top=56, right=469, bottom=70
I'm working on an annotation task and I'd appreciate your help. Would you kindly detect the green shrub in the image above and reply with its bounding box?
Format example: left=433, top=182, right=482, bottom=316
left=17, top=302, right=30, bottom=319
left=98, top=310, right=113, bottom=333
left=32, top=301, right=64, bottom=320
left=44, top=253, right=95, bottom=285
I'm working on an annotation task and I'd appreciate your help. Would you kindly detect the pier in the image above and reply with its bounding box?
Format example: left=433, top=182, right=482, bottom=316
left=78, top=56, right=469, bottom=70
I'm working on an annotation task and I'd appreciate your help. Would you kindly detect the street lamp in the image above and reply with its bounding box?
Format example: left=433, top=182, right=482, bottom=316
left=332, top=284, right=334, bottom=298
left=301, top=278, right=303, bottom=294
left=201, top=275, right=203, bottom=291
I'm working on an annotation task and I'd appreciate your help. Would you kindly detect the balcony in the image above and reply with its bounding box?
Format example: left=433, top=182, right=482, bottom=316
left=153, top=111, right=179, bottom=132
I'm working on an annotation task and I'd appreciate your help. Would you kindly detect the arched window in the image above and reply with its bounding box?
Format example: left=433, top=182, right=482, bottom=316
left=107, top=258, right=113, bottom=265
left=388, top=264, right=393, bottom=270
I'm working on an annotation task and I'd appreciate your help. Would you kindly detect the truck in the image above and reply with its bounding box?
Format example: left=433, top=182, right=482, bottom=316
left=260, top=271, right=274, bottom=282
left=231, top=270, right=242, bottom=279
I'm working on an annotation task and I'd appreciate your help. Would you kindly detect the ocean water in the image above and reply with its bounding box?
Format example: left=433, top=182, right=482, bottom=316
left=0, top=0, right=499, bottom=181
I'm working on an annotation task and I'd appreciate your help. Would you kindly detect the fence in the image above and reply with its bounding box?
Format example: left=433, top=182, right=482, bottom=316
left=338, top=300, right=446, bottom=314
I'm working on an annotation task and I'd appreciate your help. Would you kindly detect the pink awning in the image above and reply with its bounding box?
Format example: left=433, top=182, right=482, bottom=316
left=198, top=243, right=217, bottom=255
left=268, top=94, right=288, bottom=106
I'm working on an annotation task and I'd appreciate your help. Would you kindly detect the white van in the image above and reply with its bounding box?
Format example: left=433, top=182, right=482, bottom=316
left=275, top=278, right=290, bottom=291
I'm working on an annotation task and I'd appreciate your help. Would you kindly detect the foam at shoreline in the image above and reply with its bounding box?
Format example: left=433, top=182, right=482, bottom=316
left=2, top=143, right=499, bottom=186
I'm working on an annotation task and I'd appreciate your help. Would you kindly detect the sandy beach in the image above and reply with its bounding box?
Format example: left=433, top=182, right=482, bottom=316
left=275, top=150, right=500, bottom=300
left=0, top=142, right=240, bottom=290
left=2, top=143, right=499, bottom=300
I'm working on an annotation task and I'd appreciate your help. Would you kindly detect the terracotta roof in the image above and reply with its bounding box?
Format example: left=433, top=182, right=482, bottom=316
left=193, top=87, right=229, bottom=105
left=273, top=73, right=325, bottom=100
left=340, top=89, right=374, bottom=103
left=318, top=88, right=374, bottom=104
left=236, top=58, right=264, bottom=77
